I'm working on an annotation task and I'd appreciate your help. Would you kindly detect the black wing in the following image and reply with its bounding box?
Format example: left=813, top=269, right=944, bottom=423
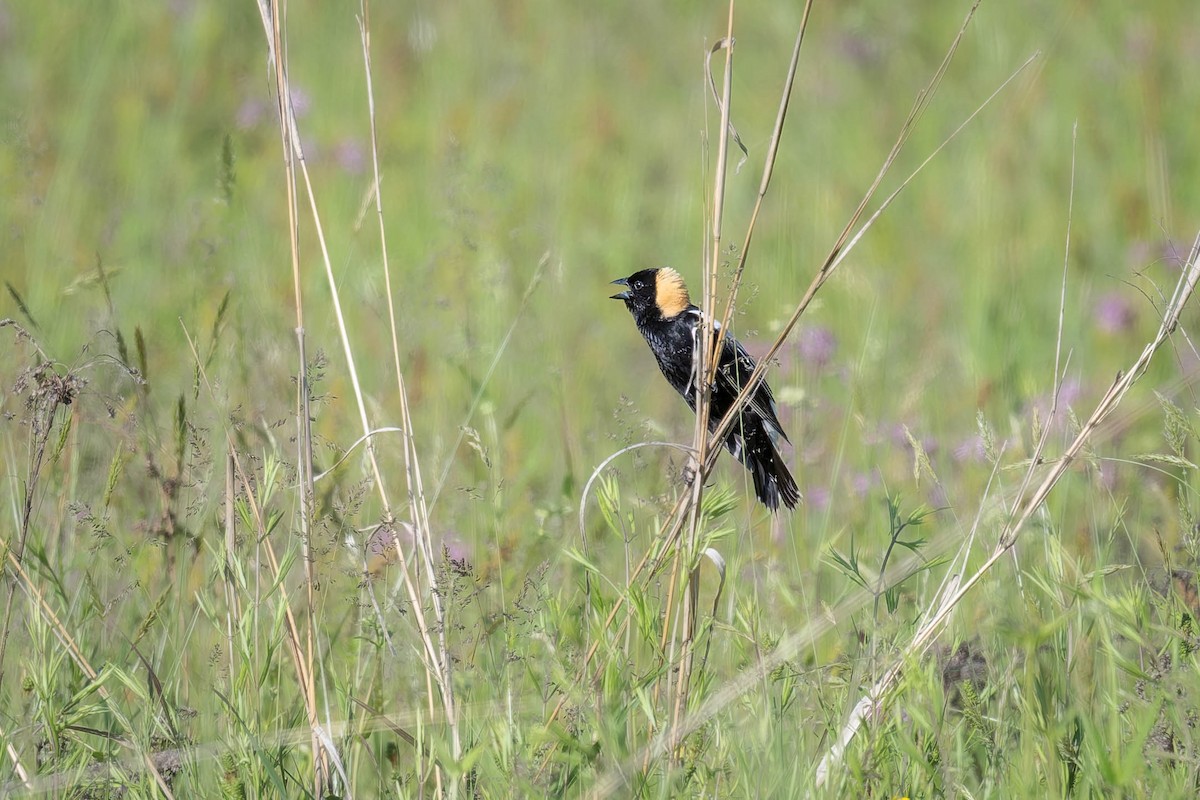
left=714, top=332, right=788, bottom=443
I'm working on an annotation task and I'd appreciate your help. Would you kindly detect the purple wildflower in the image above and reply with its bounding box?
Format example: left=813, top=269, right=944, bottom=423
left=289, top=87, right=312, bottom=118
left=851, top=471, right=876, bottom=498
left=798, top=326, right=838, bottom=368
left=334, top=138, right=367, bottom=175
left=236, top=97, right=268, bottom=130
left=808, top=486, right=830, bottom=512
left=1093, top=292, right=1134, bottom=333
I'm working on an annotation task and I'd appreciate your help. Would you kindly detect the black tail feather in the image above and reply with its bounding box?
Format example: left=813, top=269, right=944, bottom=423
left=727, top=428, right=801, bottom=512
left=751, top=442, right=801, bottom=511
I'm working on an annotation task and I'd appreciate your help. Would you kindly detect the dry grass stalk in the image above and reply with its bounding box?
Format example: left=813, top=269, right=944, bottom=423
left=815, top=229, right=1200, bottom=787
left=0, top=717, right=30, bottom=790
left=2, top=521, right=175, bottom=795
left=704, top=1, right=991, bottom=469
left=660, top=0, right=740, bottom=755
left=0, top=326, right=174, bottom=794
left=255, top=0, right=331, bottom=788
left=709, top=0, right=815, bottom=381
left=183, top=325, right=327, bottom=783
left=358, top=0, right=462, bottom=790
left=253, top=0, right=469, bottom=793
left=663, top=0, right=817, bottom=755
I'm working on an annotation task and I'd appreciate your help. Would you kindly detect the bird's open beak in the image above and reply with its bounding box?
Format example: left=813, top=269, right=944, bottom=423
left=609, top=277, right=630, bottom=301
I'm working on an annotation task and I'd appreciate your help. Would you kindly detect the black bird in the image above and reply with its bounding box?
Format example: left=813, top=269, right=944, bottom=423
left=611, top=267, right=800, bottom=511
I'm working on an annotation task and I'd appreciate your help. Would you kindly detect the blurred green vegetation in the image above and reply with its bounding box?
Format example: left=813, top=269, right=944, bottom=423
left=2, top=0, right=1200, bottom=795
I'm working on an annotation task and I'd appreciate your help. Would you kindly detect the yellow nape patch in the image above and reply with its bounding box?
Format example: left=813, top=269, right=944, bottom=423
left=654, top=267, right=691, bottom=318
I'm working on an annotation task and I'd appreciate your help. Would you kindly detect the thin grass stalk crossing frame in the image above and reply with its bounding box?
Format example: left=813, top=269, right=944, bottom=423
left=704, top=1, right=991, bottom=477
left=255, top=1, right=329, bottom=789
left=662, top=0, right=739, bottom=755
left=183, top=323, right=324, bottom=789
left=253, top=0, right=469, bottom=794
left=662, top=4, right=814, bottom=749
left=708, top=0, right=815, bottom=387
left=814, top=230, right=1200, bottom=787
left=358, top=0, right=462, bottom=789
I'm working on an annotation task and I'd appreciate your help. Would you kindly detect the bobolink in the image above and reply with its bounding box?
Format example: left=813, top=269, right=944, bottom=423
left=611, top=267, right=800, bottom=511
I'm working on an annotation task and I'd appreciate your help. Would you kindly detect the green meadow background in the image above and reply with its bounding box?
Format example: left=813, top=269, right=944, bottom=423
left=3, top=0, right=1200, bottom=796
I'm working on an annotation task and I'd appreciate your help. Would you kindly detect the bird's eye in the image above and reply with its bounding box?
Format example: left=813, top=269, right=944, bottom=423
left=633, top=280, right=644, bottom=290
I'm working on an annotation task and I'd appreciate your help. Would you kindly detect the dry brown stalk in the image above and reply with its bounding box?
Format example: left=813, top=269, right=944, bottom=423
left=814, top=229, right=1200, bottom=786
